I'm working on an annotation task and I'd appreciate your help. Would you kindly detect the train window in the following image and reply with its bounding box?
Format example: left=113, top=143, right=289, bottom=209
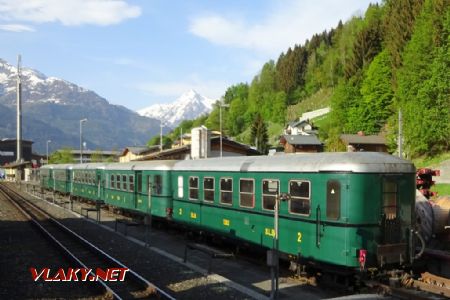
left=240, top=179, right=254, bottom=208
left=189, top=177, right=199, bottom=200
left=110, top=175, right=115, bottom=189
left=289, top=180, right=310, bottom=215
left=129, top=175, right=134, bottom=191
left=203, top=177, right=215, bottom=202
left=383, top=180, right=397, bottom=219
left=154, top=175, right=162, bottom=195
left=262, top=180, right=279, bottom=210
left=116, top=175, right=121, bottom=189
left=326, top=180, right=340, bottom=220
left=220, top=178, right=233, bottom=205
left=122, top=175, right=127, bottom=190
left=177, top=176, right=183, bottom=198
left=137, top=173, right=142, bottom=193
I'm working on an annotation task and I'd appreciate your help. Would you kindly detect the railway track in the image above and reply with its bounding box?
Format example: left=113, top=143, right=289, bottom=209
left=0, top=183, right=175, bottom=300
left=17, top=181, right=450, bottom=300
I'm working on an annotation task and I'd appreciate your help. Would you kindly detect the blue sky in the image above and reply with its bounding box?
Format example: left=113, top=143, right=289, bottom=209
left=0, top=0, right=378, bottom=110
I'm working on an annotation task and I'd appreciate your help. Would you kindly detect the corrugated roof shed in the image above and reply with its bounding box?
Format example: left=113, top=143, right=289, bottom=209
left=282, top=134, right=323, bottom=145
left=340, top=134, right=386, bottom=145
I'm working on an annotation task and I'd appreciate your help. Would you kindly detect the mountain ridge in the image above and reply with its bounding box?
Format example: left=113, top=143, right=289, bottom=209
left=0, top=58, right=161, bottom=154
left=137, top=89, right=215, bottom=127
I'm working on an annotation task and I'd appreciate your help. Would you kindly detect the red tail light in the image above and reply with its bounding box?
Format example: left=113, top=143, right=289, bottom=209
left=359, top=249, right=367, bottom=270
left=166, top=208, right=173, bottom=216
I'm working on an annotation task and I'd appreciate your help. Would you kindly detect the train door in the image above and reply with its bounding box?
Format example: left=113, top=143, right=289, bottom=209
left=135, top=171, right=142, bottom=209
left=380, top=176, right=401, bottom=244
left=146, top=174, right=153, bottom=215
left=316, top=178, right=348, bottom=265
left=97, top=172, right=102, bottom=201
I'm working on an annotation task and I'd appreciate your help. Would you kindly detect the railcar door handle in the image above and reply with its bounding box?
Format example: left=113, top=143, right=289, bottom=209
left=316, top=205, right=321, bottom=248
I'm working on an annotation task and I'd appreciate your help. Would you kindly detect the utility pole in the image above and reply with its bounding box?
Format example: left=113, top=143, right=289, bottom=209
left=398, top=109, right=403, bottom=158
left=219, top=101, right=229, bottom=158
left=46, top=140, right=51, bottom=164
left=16, top=54, right=22, bottom=163
left=80, top=118, right=87, bottom=163
left=160, top=120, right=164, bottom=151
left=180, top=128, right=183, bottom=147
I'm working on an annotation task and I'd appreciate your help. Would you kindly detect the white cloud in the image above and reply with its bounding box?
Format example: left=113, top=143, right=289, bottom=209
left=189, top=0, right=375, bottom=55
left=0, top=23, right=35, bottom=32
left=0, top=0, right=141, bottom=26
left=136, top=76, right=229, bottom=101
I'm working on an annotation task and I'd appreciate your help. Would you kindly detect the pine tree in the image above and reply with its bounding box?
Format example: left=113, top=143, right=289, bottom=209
left=383, top=0, right=425, bottom=80
left=359, top=50, right=394, bottom=133
left=396, top=0, right=449, bottom=156
left=250, top=114, right=269, bottom=154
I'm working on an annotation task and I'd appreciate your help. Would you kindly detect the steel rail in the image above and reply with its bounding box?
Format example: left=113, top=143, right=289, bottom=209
left=0, top=186, right=120, bottom=299
left=0, top=183, right=175, bottom=300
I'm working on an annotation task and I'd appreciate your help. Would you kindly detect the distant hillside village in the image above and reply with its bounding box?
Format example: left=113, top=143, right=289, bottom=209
left=0, top=106, right=388, bottom=181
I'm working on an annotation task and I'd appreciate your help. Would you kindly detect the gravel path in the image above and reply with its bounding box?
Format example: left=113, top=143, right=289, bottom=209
left=0, top=183, right=104, bottom=299
left=433, top=159, right=450, bottom=184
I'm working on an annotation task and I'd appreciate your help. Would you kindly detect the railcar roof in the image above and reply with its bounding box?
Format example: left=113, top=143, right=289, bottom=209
left=172, top=152, right=415, bottom=173
left=71, top=163, right=109, bottom=170
left=52, top=164, right=73, bottom=170
left=41, top=164, right=73, bottom=170
left=103, top=160, right=178, bottom=171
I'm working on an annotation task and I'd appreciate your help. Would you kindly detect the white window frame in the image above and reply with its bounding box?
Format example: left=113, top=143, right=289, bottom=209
left=239, top=178, right=255, bottom=208
left=129, top=175, right=135, bottom=192
left=122, top=174, right=127, bottom=191
left=219, top=177, right=233, bottom=205
left=203, top=177, right=215, bottom=202
left=288, top=180, right=311, bottom=216
left=189, top=176, right=199, bottom=200
left=262, top=179, right=279, bottom=211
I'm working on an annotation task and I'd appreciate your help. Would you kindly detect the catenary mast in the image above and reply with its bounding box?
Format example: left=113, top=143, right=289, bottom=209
left=16, top=54, right=22, bottom=162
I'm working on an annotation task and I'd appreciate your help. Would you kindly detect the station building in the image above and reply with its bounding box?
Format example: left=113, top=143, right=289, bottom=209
left=0, top=138, right=40, bottom=181
left=0, top=138, right=33, bottom=166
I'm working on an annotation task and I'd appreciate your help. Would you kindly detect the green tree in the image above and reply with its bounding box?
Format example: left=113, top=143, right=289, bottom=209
left=359, top=49, right=394, bottom=133
left=90, top=149, right=104, bottom=162
left=345, top=4, right=383, bottom=78
left=147, top=135, right=172, bottom=149
left=383, top=0, right=425, bottom=84
left=250, top=114, right=269, bottom=154
left=395, top=0, right=449, bottom=156
left=226, top=97, right=247, bottom=136
left=247, top=61, right=277, bottom=121
left=49, top=147, right=75, bottom=164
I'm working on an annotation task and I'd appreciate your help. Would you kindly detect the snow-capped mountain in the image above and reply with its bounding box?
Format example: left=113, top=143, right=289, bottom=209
left=0, top=58, right=100, bottom=106
left=138, top=89, right=216, bottom=127
left=0, top=58, right=160, bottom=153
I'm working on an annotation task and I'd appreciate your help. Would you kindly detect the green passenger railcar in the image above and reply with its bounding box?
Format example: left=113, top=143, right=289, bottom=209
left=72, top=163, right=106, bottom=201
left=39, top=164, right=54, bottom=191
left=171, top=153, right=416, bottom=269
left=53, top=164, right=73, bottom=194
left=103, top=161, right=176, bottom=218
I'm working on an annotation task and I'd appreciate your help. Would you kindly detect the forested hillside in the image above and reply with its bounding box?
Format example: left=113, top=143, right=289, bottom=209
left=164, top=0, right=449, bottom=158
